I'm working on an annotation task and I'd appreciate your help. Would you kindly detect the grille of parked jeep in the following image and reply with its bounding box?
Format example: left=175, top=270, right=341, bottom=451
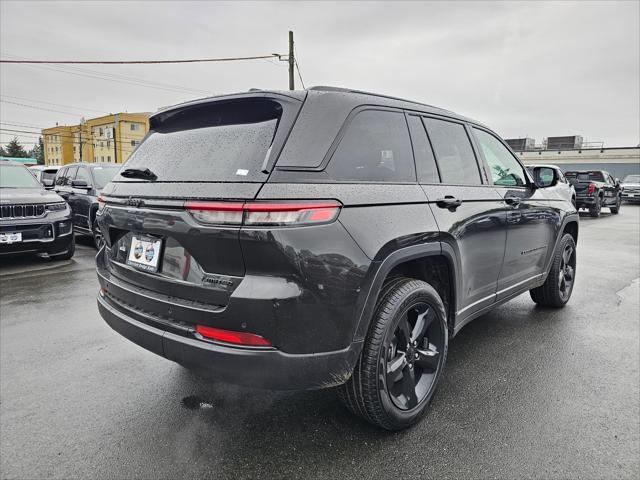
left=0, top=204, right=46, bottom=219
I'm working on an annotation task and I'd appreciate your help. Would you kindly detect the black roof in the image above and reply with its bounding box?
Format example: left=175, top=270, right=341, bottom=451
left=152, top=86, right=481, bottom=126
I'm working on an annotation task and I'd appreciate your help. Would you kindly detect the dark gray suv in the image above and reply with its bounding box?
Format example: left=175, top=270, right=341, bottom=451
left=96, top=87, right=579, bottom=430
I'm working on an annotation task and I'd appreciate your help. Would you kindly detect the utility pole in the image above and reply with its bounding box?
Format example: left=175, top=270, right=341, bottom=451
left=288, top=30, right=295, bottom=90
left=78, top=117, right=85, bottom=162
left=113, top=114, right=119, bottom=164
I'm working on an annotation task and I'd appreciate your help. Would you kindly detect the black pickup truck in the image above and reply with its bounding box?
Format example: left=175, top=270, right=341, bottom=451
left=565, top=170, right=622, bottom=217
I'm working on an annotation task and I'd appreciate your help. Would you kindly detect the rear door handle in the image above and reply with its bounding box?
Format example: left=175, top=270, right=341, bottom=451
left=505, top=196, right=521, bottom=207
left=436, top=196, right=463, bottom=211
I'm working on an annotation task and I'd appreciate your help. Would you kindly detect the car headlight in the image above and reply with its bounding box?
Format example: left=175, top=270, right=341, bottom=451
left=46, top=202, right=67, bottom=212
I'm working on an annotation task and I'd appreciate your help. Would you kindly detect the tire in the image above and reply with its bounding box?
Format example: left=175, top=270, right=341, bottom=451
left=92, top=218, right=104, bottom=250
left=49, top=235, right=75, bottom=261
left=530, top=233, right=576, bottom=307
left=610, top=196, right=621, bottom=214
left=589, top=195, right=602, bottom=217
left=338, top=278, right=448, bottom=430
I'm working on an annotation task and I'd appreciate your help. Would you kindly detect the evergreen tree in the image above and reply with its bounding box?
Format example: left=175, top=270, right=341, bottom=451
left=5, top=137, right=28, bottom=158
left=0, top=146, right=7, bottom=157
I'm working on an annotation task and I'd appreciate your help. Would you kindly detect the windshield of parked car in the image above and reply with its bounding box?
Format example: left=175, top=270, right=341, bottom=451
left=622, top=174, right=640, bottom=183
left=92, top=166, right=121, bottom=189
left=0, top=164, right=42, bottom=188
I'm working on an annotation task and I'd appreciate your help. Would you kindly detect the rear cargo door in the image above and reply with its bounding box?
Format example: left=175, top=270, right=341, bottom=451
left=99, top=94, right=303, bottom=308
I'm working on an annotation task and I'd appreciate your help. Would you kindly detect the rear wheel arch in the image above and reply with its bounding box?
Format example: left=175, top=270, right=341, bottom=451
left=354, top=243, right=458, bottom=341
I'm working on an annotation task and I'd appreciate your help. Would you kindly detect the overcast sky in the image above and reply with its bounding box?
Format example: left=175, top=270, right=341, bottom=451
left=1, top=0, right=638, bottom=150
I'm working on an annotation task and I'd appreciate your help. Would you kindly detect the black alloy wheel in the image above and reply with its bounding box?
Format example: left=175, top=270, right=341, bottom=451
left=530, top=233, right=577, bottom=307
left=338, top=278, right=448, bottom=430
left=92, top=219, right=104, bottom=250
left=384, top=302, right=443, bottom=410
left=557, top=242, right=576, bottom=303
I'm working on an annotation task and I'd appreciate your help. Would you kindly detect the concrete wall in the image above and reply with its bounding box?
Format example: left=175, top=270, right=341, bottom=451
left=517, top=147, right=640, bottom=179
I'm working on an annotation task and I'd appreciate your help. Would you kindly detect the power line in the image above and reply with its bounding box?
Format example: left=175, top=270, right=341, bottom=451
left=0, top=54, right=282, bottom=65
left=1, top=99, right=86, bottom=116
left=0, top=95, right=108, bottom=115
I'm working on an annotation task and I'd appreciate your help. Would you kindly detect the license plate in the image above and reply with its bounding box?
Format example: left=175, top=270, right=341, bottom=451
left=0, top=232, right=22, bottom=244
left=126, top=236, right=163, bottom=272
left=628, top=194, right=636, bottom=197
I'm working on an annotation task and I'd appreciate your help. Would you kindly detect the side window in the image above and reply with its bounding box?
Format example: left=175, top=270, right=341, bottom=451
left=326, top=110, right=416, bottom=183
left=472, top=128, right=527, bottom=187
left=423, top=118, right=482, bottom=185
left=407, top=115, right=440, bottom=183
left=75, top=167, right=91, bottom=184
left=65, top=166, right=78, bottom=185
left=55, top=168, right=67, bottom=186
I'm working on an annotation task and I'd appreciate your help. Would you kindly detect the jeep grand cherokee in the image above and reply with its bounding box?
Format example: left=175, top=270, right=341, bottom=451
left=96, top=87, right=578, bottom=430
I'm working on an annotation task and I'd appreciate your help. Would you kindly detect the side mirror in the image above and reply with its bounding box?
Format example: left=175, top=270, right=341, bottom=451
left=42, top=179, right=54, bottom=188
left=71, top=179, right=91, bottom=189
left=533, top=166, right=557, bottom=188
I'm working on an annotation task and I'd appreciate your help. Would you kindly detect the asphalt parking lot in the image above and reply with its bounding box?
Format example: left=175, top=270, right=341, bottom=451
left=1, top=206, right=639, bottom=480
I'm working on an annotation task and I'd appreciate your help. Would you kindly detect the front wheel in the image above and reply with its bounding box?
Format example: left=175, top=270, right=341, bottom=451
left=92, top=218, right=105, bottom=250
left=589, top=196, right=602, bottom=217
left=610, top=196, right=621, bottom=214
left=530, top=233, right=576, bottom=307
left=338, top=278, right=448, bottom=430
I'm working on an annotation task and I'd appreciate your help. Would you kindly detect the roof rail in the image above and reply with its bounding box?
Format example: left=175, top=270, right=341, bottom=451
left=307, top=85, right=439, bottom=110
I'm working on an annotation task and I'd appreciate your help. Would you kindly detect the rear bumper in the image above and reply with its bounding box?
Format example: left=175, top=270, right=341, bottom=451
left=97, top=292, right=361, bottom=390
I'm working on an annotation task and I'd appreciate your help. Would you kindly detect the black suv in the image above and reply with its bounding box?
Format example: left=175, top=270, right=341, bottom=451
left=0, top=161, right=74, bottom=259
left=54, top=163, right=121, bottom=248
left=96, top=88, right=579, bottom=430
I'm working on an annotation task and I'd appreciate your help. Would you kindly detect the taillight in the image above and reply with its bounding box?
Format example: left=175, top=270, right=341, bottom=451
left=97, top=196, right=105, bottom=214
left=184, top=201, right=244, bottom=225
left=587, top=183, right=596, bottom=195
left=185, top=200, right=341, bottom=226
left=195, top=325, right=272, bottom=347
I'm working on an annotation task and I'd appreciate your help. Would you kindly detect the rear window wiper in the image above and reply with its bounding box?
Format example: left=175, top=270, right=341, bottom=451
left=120, top=167, right=157, bottom=181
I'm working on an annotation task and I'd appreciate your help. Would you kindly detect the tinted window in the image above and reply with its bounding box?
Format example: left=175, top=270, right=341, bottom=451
left=327, top=110, right=415, bottom=182
left=570, top=171, right=605, bottom=182
left=407, top=115, right=440, bottom=183
left=424, top=118, right=481, bottom=185
left=65, top=166, right=78, bottom=185
left=122, top=99, right=282, bottom=182
left=473, top=128, right=527, bottom=187
left=41, top=170, right=57, bottom=182
left=92, top=166, right=121, bottom=189
left=75, top=167, right=92, bottom=184
left=0, top=165, right=42, bottom=188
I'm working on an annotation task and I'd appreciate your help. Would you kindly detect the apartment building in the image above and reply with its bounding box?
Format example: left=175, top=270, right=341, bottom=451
left=42, top=112, right=150, bottom=166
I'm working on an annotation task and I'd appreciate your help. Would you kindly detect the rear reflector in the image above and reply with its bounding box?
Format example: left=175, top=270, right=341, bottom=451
left=185, top=200, right=341, bottom=226
left=195, top=325, right=272, bottom=347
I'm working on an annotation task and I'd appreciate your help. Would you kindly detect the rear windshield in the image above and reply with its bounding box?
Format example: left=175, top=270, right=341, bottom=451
left=91, top=166, right=121, bottom=189
left=565, top=171, right=604, bottom=182
left=0, top=164, right=42, bottom=188
left=118, top=98, right=283, bottom=182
